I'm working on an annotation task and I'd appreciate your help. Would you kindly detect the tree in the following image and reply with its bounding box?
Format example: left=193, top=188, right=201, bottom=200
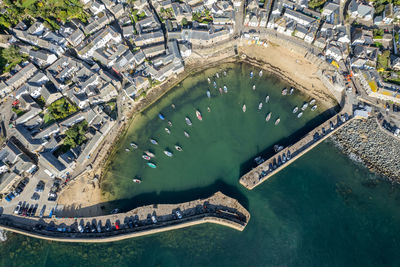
left=63, top=120, right=88, bottom=148
left=182, top=17, right=188, bottom=26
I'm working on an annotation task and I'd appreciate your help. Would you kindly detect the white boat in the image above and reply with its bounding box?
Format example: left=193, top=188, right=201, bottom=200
left=125, top=148, right=130, bottom=152
left=282, top=88, right=288, bottom=95
left=259, top=70, right=263, bottom=77
left=301, top=103, right=308, bottom=111
left=164, top=150, right=173, bottom=157
left=184, top=131, right=190, bottom=138
left=252, top=84, right=256, bottom=90
left=223, top=71, right=227, bottom=76
left=165, top=127, right=171, bottom=134
left=207, top=107, right=211, bottom=112
left=207, top=90, right=211, bottom=98
left=175, top=145, right=183, bottom=152
left=309, top=99, right=316, bottom=105
left=216, top=72, right=219, bottom=78
left=130, top=142, right=138, bottom=149
left=213, top=81, right=217, bottom=88
left=265, top=95, right=269, bottom=103
left=250, top=71, right=254, bottom=78
left=223, top=85, right=228, bottom=93
left=289, top=87, right=294, bottom=95
left=297, top=112, right=303, bottom=118
left=293, top=107, right=298, bottom=113
left=185, top=117, right=192, bottom=126
left=242, top=104, right=246, bottom=112
left=207, top=77, right=211, bottom=83
left=168, top=121, right=172, bottom=127
left=275, top=118, right=280, bottom=125
left=258, top=102, right=263, bottom=110
left=311, top=105, right=317, bottom=111
left=266, top=112, right=271, bottom=122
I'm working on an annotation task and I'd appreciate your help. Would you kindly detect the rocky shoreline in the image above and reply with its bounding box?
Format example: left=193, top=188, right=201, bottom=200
left=331, top=117, right=400, bottom=183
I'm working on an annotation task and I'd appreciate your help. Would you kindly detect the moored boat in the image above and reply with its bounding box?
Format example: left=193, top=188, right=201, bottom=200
left=250, top=71, right=254, bottom=78
left=168, top=121, right=172, bottom=127
left=289, top=87, right=294, bottom=95
left=219, top=87, right=223, bottom=94
left=301, top=102, right=308, bottom=110
left=185, top=117, right=192, bottom=126
left=207, top=77, right=211, bottom=83
left=150, top=138, right=158, bottom=145
left=216, top=72, right=219, bottom=78
left=223, top=70, right=227, bottom=76
left=133, top=178, right=142, bottom=184
left=147, top=162, right=156, bottom=168
left=207, top=107, right=211, bottom=112
left=287, top=150, right=291, bottom=160
left=265, top=95, right=269, bottom=103
left=142, top=155, right=151, bottom=160
left=207, top=90, right=211, bottom=98
left=223, top=85, right=228, bottom=93
left=158, top=113, right=165, bottom=120
left=258, top=102, right=263, bottom=110
left=184, top=131, right=190, bottom=138
left=252, top=84, right=256, bottom=90
left=259, top=70, right=263, bottom=77
left=175, top=145, right=183, bottom=151
left=125, top=148, right=130, bottom=152
left=164, top=150, right=173, bottom=157
left=275, top=118, right=280, bottom=125
left=311, top=105, right=317, bottom=111
left=196, top=110, right=202, bottom=121
left=213, top=81, right=217, bottom=88
left=144, top=151, right=155, bottom=158
left=242, top=104, right=246, bottom=112
left=309, top=99, right=316, bottom=105
left=282, top=88, right=288, bottom=95
left=165, top=127, right=171, bottom=134
left=274, top=145, right=283, bottom=152
left=130, top=142, right=138, bottom=149
left=266, top=112, right=271, bottom=122
left=293, top=106, right=298, bottom=113
left=282, top=153, right=287, bottom=163
left=171, top=104, right=176, bottom=109
left=297, top=112, right=303, bottom=118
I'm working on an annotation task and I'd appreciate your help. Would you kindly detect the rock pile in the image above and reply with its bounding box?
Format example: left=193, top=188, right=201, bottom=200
left=331, top=117, right=400, bottom=183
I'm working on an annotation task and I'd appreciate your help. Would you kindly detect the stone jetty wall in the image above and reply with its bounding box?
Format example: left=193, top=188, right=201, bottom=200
left=331, top=117, right=400, bottom=183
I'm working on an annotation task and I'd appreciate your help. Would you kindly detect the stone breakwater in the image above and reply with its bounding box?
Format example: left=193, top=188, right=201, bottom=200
left=331, top=117, right=400, bottom=183
left=0, top=192, right=250, bottom=243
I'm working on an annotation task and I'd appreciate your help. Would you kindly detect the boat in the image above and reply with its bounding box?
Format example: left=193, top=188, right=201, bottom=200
left=125, top=148, right=130, bottom=152
left=311, top=105, right=317, bottom=111
left=258, top=102, right=263, bottom=110
left=196, top=110, right=202, bottom=121
left=282, top=88, right=288, bottom=95
left=265, top=95, right=270, bottom=103
left=278, top=156, right=282, bottom=166
left=242, top=104, right=246, bottom=112
left=223, top=71, right=227, bottom=76
left=216, top=72, right=219, bottom=78
left=144, top=151, right=155, bottom=158
left=175, top=145, right=183, bottom=151
left=287, top=150, right=291, bottom=160
left=282, top=153, right=287, bottom=163
left=309, top=99, right=316, bottom=105
left=274, top=145, right=283, bottom=152
left=293, top=106, right=298, bottom=113
left=219, top=87, right=223, bottom=94
left=207, top=77, right=211, bottom=83
left=259, top=70, right=263, bottom=77
left=158, top=113, right=165, bottom=120
left=254, top=156, right=265, bottom=165
left=207, top=90, right=211, bottom=98
left=111, top=209, right=119, bottom=214
left=301, top=102, right=308, bottom=110
left=297, top=112, right=303, bottom=118
left=142, top=155, right=151, bottom=160
left=275, top=118, right=280, bottom=125
left=133, top=178, right=142, bottom=184
left=207, top=107, right=211, bottom=112
left=147, top=162, right=156, bottom=168
left=289, top=87, right=294, bottom=95
left=130, top=142, right=138, bottom=149
left=171, top=104, right=176, bottom=109
left=150, top=139, right=158, bottom=145
left=266, top=112, right=271, bottom=122
left=184, top=131, right=190, bottom=138
left=165, top=127, right=171, bottom=134
left=250, top=71, right=254, bottom=78
left=252, top=85, right=256, bottom=90
left=213, top=81, right=217, bottom=88
left=223, top=85, right=228, bottom=93
left=164, top=150, right=173, bottom=157
left=168, top=121, right=172, bottom=127
left=185, top=117, right=192, bottom=126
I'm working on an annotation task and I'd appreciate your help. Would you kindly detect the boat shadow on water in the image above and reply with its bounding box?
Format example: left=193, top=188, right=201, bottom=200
left=70, top=180, right=250, bottom=216
left=239, top=104, right=341, bottom=177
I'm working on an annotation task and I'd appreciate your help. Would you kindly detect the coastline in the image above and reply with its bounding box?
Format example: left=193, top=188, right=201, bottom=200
left=57, top=40, right=339, bottom=215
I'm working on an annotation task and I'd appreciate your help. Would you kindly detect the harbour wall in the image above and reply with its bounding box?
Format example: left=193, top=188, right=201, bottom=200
left=240, top=113, right=354, bottom=190
left=0, top=192, right=250, bottom=243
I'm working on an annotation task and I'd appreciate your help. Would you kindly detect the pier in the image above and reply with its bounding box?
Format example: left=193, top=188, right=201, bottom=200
left=240, top=113, right=354, bottom=190
left=0, top=192, right=249, bottom=243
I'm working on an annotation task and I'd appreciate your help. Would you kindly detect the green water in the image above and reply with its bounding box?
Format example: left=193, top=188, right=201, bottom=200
left=2, top=63, right=400, bottom=266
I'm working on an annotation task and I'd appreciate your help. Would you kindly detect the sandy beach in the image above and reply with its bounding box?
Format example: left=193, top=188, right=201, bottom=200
left=57, top=41, right=338, bottom=216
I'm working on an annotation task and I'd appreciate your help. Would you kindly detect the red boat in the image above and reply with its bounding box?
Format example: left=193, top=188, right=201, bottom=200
left=133, top=178, right=142, bottom=184
left=196, top=110, right=202, bottom=121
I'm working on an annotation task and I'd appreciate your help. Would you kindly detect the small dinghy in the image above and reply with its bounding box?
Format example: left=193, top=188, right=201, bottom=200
left=144, top=151, right=155, bottom=158
left=223, top=85, right=228, bottom=93
left=147, top=162, right=156, bottom=168
left=213, top=81, right=217, bottom=88
left=165, top=127, right=171, bottom=134
left=133, top=177, right=142, bottom=184
left=184, top=131, right=190, bottom=138
left=216, top=72, right=219, bottom=78
left=196, top=110, right=202, bottom=121
left=142, top=155, right=151, bottom=160
left=219, top=87, right=223, bottom=94
left=266, top=112, right=271, bottom=122
left=158, top=113, right=165, bottom=120
left=168, top=121, right=172, bottom=127
left=150, top=139, right=158, bottom=145
left=242, top=104, right=247, bottom=112
left=175, top=145, right=183, bottom=152
left=252, top=85, right=256, bottom=90
left=164, top=150, right=173, bottom=157
left=289, top=87, right=294, bottom=95
left=309, top=99, right=316, bottom=105
left=301, top=102, right=308, bottom=111
left=207, top=90, right=211, bottom=98
left=250, top=71, right=254, bottom=78
left=265, top=95, right=269, bottom=103
left=258, top=102, right=263, bottom=110
left=293, top=106, right=298, bottom=113
left=223, top=70, right=227, bottom=76
left=275, top=118, right=280, bottom=125
left=185, top=117, right=192, bottom=126
left=207, top=77, right=211, bottom=83
left=130, top=142, right=138, bottom=149
left=297, top=112, right=303, bottom=118
left=207, top=107, right=211, bottom=112
left=282, top=88, right=288, bottom=95
left=259, top=70, right=263, bottom=77
left=311, top=105, right=317, bottom=111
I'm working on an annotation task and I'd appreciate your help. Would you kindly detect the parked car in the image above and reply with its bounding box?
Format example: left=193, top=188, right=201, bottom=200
left=14, top=203, right=21, bottom=214
left=35, top=181, right=45, bottom=193
left=115, top=221, right=120, bottom=230
left=151, top=215, right=157, bottom=224
left=31, top=193, right=40, bottom=200
left=32, top=205, right=38, bottom=216
left=39, top=205, right=46, bottom=218
left=175, top=210, right=183, bottom=219
left=78, top=225, right=84, bottom=233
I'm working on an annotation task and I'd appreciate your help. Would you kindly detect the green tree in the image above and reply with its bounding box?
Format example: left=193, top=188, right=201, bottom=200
left=63, top=120, right=88, bottom=148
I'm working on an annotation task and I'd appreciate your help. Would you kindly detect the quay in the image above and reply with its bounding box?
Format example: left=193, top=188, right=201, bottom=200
left=240, top=113, right=354, bottom=190
left=0, top=192, right=250, bottom=243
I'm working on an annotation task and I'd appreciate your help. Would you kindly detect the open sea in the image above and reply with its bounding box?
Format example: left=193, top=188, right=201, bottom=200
left=2, top=63, right=400, bottom=266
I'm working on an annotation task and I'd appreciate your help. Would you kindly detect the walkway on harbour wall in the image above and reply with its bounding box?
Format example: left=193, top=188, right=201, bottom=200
left=0, top=192, right=250, bottom=243
left=240, top=113, right=354, bottom=190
